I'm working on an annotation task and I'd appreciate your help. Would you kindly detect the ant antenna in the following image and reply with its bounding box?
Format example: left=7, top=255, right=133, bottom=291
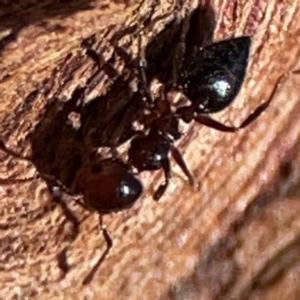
left=82, top=214, right=113, bottom=285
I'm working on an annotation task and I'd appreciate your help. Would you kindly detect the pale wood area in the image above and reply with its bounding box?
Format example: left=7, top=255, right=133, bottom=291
left=1, top=0, right=300, bottom=299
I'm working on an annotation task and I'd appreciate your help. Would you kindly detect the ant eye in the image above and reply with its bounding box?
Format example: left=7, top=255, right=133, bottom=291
left=179, top=36, right=251, bottom=113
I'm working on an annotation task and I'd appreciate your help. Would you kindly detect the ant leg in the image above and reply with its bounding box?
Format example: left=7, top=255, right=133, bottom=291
left=0, top=140, right=31, bottom=161
left=170, top=145, right=194, bottom=186
left=137, top=30, right=154, bottom=105
left=54, top=192, right=84, bottom=278
left=82, top=214, right=113, bottom=285
left=194, top=96, right=272, bottom=132
left=171, top=13, right=193, bottom=85
left=0, top=140, right=77, bottom=193
left=41, top=173, right=73, bottom=196
left=178, top=75, right=284, bottom=132
left=136, top=7, right=178, bottom=105
left=0, top=141, right=41, bottom=183
left=153, top=158, right=171, bottom=201
left=154, top=83, right=172, bottom=116
left=0, top=173, right=39, bottom=184
left=54, top=193, right=80, bottom=238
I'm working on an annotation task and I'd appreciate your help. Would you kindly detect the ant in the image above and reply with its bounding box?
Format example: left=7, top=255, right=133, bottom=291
left=0, top=30, right=279, bottom=286
left=128, top=35, right=277, bottom=201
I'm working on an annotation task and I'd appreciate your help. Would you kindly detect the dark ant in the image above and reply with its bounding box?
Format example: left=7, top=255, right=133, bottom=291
left=0, top=25, right=280, bottom=287
left=0, top=34, right=279, bottom=284
left=128, top=35, right=278, bottom=200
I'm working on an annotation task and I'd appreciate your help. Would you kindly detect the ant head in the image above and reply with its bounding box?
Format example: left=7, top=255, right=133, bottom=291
left=178, top=36, right=252, bottom=113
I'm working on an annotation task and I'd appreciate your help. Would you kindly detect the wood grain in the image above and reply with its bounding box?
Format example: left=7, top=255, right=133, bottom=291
left=1, top=0, right=300, bottom=299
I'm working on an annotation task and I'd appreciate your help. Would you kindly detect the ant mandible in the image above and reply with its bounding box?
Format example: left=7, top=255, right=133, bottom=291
left=128, top=36, right=278, bottom=200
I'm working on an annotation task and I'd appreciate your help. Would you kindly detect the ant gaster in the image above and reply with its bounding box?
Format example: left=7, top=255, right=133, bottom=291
left=73, top=157, right=142, bottom=213
left=175, top=36, right=268, bottom=131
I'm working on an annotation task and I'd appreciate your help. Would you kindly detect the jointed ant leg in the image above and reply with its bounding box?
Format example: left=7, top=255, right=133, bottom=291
left=0, top=140, right=31, bottom=161
left=135, top=2, right=185, bottom=105
left=0, top=140, right=40, bottom=183
left=82, top=214, right=113, bottom=285
left=0, top=174, right=39, bottom=184
left=0, top=139, right=75, bottom=195
left=153, top=158, right=171, bottom=201
left=53, top=193, right=81, bottom=241
left=171, top=145, right=194, bottom=186
left=171, top=13, right=193, bottom=85
left=137, top=31, right=154, bottom=105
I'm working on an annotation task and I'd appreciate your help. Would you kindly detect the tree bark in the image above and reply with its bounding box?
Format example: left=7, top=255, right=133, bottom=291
left=1, top=0, right=300, bottom=299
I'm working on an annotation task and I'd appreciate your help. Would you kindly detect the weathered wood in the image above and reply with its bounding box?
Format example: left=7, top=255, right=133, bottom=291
left=1, top=0, right=300, bottom=299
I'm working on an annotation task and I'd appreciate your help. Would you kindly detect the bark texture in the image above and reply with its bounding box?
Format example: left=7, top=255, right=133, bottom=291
left=1, top=0, right=300, bottom=299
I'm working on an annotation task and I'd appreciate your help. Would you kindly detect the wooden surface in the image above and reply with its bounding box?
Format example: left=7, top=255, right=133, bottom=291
left=1, top=0, right=300, bottom=299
